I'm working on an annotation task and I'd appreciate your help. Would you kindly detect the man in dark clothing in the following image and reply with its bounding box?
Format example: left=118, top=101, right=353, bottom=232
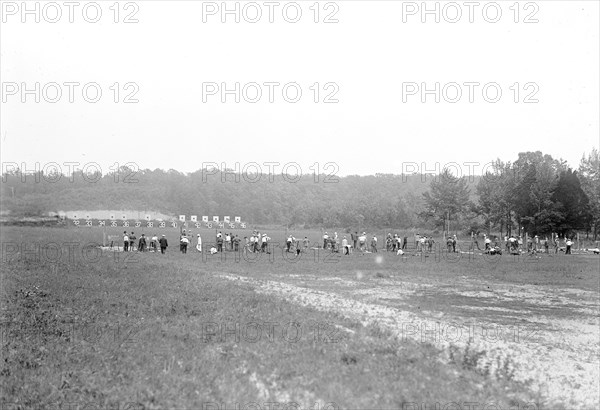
left=129, top=232, right=136, bottom=252
left=353, top=232, right=358, bottom=251
left=217, top=235, right=223, bottom=252
left=138, top=234, right=147, bottom=252
left=402, top=236, right=408, bottom=250
left=123, top=231, right=129, bottom=252
left=159, top=235, right=168, bottom=254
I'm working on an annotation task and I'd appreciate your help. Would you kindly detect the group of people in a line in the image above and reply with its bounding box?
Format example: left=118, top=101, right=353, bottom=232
left=122, top=231, right=169, bottom=253
left=122, top=229, right=590, bottom=257
left=473, top=233, right=581, bottom=255
left=320, top=231, right=378, bottom=255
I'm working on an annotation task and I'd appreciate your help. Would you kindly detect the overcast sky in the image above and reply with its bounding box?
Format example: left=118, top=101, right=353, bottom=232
left=1, top=0, right=598, bottom=177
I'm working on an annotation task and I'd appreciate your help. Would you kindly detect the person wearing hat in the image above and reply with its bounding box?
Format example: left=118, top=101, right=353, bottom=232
left=138, top=234, right=147, bottom=252
left=129, top=231, right=136, bottom=252
left=159, top=235, right=168, bottom=254
left=123, top=231, right=129, bottom=252
left=180, top=234, right=189, bottom=254
left=261, top=233, right=268, bottom=253
left=150, top=234, right=158, bottom=252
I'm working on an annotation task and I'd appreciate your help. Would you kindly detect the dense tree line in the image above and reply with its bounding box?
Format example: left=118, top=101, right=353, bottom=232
left=421, top=150, right=598, bottom=238
left=2, top=150, right=598, bottom=237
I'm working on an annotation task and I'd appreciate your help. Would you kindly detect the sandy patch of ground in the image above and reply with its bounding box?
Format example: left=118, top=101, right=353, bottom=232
left=218, top=273, right=600, bottom=409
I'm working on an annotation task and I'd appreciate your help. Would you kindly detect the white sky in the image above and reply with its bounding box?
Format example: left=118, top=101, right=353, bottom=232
left=1, top=0, right=599, bottom=177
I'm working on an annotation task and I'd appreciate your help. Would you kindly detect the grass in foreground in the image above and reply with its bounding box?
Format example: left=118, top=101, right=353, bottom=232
left=0, top=227, right=559, bottom=409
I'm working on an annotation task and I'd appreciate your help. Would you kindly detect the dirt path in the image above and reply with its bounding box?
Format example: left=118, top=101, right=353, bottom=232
left=218, top=273, right=600, bottom=409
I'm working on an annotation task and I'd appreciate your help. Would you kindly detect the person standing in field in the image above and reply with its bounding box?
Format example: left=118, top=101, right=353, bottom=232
left=565, top=238, right=573, bottom=254
left=371, top=235, right=378, bottom=252
left=159, top=235, right=168, bottom=254
left=419, top=235, right=426, bottom=252
left=150, top=234, right=158, bottom=252
left=554, top=235, right=559, bottom=254
left=303, top=236, right=310, bottom=253
left=254, top=233, right=261, bottom=253
left=323, top=232, right=329, bottom=249
left=138, top=234, right=147, bottom=252
left=123, top=231, right=129, bottom=252
left=342, top=236, right=349, bottom=255
left=196, top=234, right=202, bottom=252
left=446, top=236, right=453, bottom=253
left=261, top=234, right=268, bottom=253
left=402, top=236, right=408, bottom=250
left=352, top=232, right=358, bottom=250
left=452, top=235, right=457, bottom=253
left=180, top=235, right=189, bottom=254
left=129, top=232, right=136, bottom=252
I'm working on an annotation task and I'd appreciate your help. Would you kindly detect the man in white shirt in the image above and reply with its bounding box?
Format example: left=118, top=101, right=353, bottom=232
left=196, top=234, right=202, bottom=252
left=359, top=232, right=367, bottom=251
left=565, top=238, right=573, bottom=254
left=342, top=236, right=349, bottom=255
left=323, top=232, right=329, bottom=249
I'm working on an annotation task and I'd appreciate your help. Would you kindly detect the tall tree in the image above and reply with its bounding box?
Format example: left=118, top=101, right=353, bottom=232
left=551, top=169, right=591, bottom=236
left=420, top=169, right=472, bottom=232
left=578, top=149, right=600, bottom=239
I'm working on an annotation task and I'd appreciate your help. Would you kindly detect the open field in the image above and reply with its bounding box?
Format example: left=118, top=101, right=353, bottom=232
left=1, top=226, right=599, bottom=409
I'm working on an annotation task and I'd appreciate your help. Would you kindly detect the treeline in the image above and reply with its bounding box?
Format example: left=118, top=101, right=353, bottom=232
left=420, top=150, right=599, bottom=238
left=1, top=150, right=598, bottom=237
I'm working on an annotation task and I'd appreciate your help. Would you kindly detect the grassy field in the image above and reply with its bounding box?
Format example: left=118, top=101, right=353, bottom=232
left=1, top=226, right=598, bottom=409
